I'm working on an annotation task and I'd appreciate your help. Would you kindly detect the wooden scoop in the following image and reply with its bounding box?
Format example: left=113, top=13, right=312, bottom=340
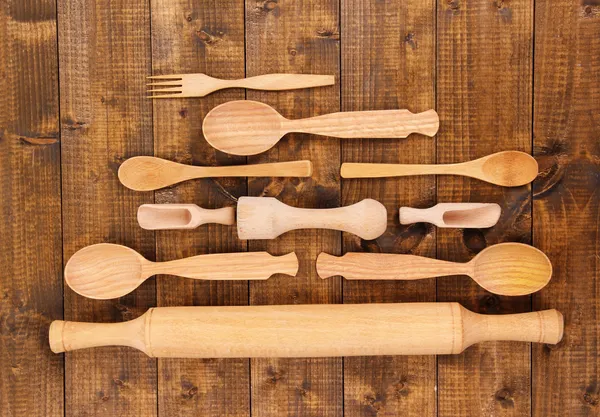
left=118, top=157, right=312, bottom=191
left=237, top=197, right=387, bottom=240
left=137, top=204, right=235, bottom=230
left=65, top=243, right=298, bottom=299
left=399, top=203, right=501, bottom=228
left=317, top=243, right=552, bottom=296
left=341, top=151, right=538, bottom=187
left=202, top=100, right=439, bottom=155
left=49, top=303, right=563, bottom=357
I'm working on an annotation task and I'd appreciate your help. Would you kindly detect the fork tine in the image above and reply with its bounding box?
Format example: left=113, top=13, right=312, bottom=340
left=146, top=81, right=183, bottom=86
left=147, top=93, right=185, bottom=99
left=147, top=87, right=183, bottom=93
left=147, top=74, right=183, bottom=80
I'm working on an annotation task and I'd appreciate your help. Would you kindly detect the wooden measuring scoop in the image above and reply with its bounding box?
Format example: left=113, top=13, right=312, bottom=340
left=65, top=243, right=298, bottom=299
left=137, top=204, right=234, bottom=230
left=237, top=197, right=387, bottom=240
left=342, top=151, right=538, bottom=187
left=400, top=203, right=501, bottom=228
left=119, top=157, right=312, bottom=191
left=317, top=243, right=552, bottom=296
left=202, top=100, right=439, bottom=155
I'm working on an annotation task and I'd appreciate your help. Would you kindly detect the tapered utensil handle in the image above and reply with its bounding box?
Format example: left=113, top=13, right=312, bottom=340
left=284, top=109, right=439, bottom=138
left=316, top=252, right=472, bottom=280
left=49, top=303, right=563, bottom=357
left=229, top=74, right=334, bottom=90
left=145, top=252, right=298, bottom=280
left=341, top=162, right=463, bottom=178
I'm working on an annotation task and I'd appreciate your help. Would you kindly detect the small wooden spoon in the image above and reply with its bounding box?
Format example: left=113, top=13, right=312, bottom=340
left=341, top=151, right=538, bottom=187
left=237, top=197, right=387, bottom=240
left=399, top=203, right=501, bottom=228
left=119, top=157, right=312, bottom=191
left=65, top=243, right=299, bottom=299
left=202, top=100, right=439, bottom=155
left=137, top=204, right=234, bottom=230
left=317, top=243, right=552, bottom=296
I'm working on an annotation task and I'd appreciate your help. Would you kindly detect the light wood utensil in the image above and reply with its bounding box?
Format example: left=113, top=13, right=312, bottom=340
left=400, top=203, right=501, bottom=228
left=65, top=243, right=298, bottom=299
left=202, top=100, right=439, bottom=155
left=237, top=197, right=387, bottom=240
left=341, top=151, right=538, bottom=187
left=317, top=243, right=552, bottom=296
left=147, top=73, right=335, bottom=98
left=119, top=157, right=312, bottom=191
left=137, top=204, right=234, bottom=230
left=49, top=303, right=563, bottom=357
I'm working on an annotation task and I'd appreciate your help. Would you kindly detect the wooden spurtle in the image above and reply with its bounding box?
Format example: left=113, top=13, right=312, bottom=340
left=119, top=157, right=312, bottom=191
left=237, top=197, right=387, bottom=240
left=400, top=203, right=501, bottom=228
left=137, top=204, right=234, bottom=230
left=341, top=151, right=538, bottom=187
left=202, top=100, right=439, bottom=155
left=49, top=303, right=563, bottom=357
left=317, top=243, right=552, bottom=296
left=147, top=73, right=335, bottom=98
left=65, top=243, right=298, bottom=299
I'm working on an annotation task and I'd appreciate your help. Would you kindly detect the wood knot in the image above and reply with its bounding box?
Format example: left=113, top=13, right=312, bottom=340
left=364, top=393, right=384, bottom=412
left=495, top=388, right=515, bottom=408
left=394, top=380, right=409, bottom=398
left=447, top=0, right=460, bottom=12
left=404, top=33, right=417, bottom=49
left=195, top=29, right=222, bottom=46
left=266, top=366, right=284, bottom=385
left=316, top=28, right=340, bottom=40
left=112, top=378, right=128, bottom=389
left=180, top=380, right=198, bottom=399
left=262, top=0, right=278, bottom=11
left=479, top=294, right=501, bottom=313
left=462, top=229, right=487, bottom=254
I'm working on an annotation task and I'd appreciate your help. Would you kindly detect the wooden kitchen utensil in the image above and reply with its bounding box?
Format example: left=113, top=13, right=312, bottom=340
left=49, top=303, right=563, bottom=357
left=237, top=197, right=387, bottom=240
left=341, top=151, right=538, bottom=187
left=137, top=204, right=235, bottom=230
left=65, top=243, right=298, bottom=299
left=202, top=100, right=439, bottom=155
left=147, top=73, right=335, bottom=98
left=317, top=243, right=552, bottom=296
left=119, top=157, right=312, bottom=191
left=399, top=203, right=501, bottom=228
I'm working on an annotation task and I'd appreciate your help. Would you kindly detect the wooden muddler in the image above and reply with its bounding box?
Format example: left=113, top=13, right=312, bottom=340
left=49, top=303, right=563, bottom=357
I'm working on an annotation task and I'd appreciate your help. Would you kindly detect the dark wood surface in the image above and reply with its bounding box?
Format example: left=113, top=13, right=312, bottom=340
left=1, top=0, right=597, bottom=416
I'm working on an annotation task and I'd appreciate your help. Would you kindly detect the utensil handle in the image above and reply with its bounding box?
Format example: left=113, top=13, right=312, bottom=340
left=147, top=252, right=298, bottom=280
left=316, top=252, right=471, bottom=280
left=399, top=207, right=437, bottom=225
left=231, top=74, right=335, bottom=90
left=341, top=162, right=462, bottom=178
left=49, top=303, right=563, bottom=357
left=195, top=160, right=312, bottom=178
left=285, top=109, right=439, bottom=138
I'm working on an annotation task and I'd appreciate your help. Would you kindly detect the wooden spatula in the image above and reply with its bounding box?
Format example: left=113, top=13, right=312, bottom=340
left=237, top=197, right=387, bottom=240
left=118, top=157, right=312, bottom=191
left=399, top=203, right=501, bottom=228
left=202, top=100, right=439, bottom=155
left=49, top=303, right=563, bottom=357
left=137, top=204, right=235, bottom=230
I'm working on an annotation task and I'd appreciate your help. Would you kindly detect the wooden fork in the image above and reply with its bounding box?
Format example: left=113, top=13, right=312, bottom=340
left=147, top=73, right=335, bottom=98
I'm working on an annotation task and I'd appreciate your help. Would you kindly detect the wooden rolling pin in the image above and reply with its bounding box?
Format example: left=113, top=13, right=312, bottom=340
left=49, top=303, right=563, bottom=357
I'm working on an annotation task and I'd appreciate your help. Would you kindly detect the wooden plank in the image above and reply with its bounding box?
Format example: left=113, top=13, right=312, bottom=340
left=58, top=0, right=157, bottom=415
left=436, top=0, right=533, bottom=415
left=0, top=0, right=63, bottom=415
left=149, top=0, right=250, bottom=415
left=532, top=0, right=599, bottom=414
left=245, top=0, right=342, bottom=415
left=340, top=0, right=437, bottom=415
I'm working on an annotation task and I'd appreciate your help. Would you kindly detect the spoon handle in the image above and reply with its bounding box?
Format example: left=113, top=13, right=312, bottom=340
left=192, top=160, right=312, bottom=178
left=317, top=252, right=472, bottom=280
left=341, top=162, right=466, bottom=178
left=285, top=109, right=439, bottom=138
left=147, top=252, right=298, bottom=280
left=228, top=74, right=334, bottom=90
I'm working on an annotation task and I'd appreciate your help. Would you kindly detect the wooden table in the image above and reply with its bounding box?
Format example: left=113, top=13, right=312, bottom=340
left=1, top=0, right=598, bottom=415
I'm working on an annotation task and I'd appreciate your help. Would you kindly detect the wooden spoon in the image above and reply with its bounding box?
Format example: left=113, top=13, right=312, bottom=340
left=65, top=243, right=298, bottom=299
left=137, top=204, right=234, bottom=230
left=237, top=197, right=387, bottom=240
left=317, top=243, right=552, bottom=296
left=202, top=100, right=439, bottom=155
left=399, top=203, right=501, bottom=228
left=118, top=157, right=312, bottom=191
left=341, top=151, right=538, bottom=187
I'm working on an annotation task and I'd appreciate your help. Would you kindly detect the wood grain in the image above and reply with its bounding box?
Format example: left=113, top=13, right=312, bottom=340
left=149, top=0, right=250, bottom=415
left=0, top=0, right=63, bottom=415
left=245, top=0, right=343, bottom=414
left=532, top=0, right=600, bottom=414
left=341, top=0, right=437, bottom=415
left=436, top=0, right=534, bottom=415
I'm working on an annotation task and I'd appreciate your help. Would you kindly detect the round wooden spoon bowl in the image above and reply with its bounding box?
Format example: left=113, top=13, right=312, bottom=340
left=480, top=151, right=538, bottom=187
